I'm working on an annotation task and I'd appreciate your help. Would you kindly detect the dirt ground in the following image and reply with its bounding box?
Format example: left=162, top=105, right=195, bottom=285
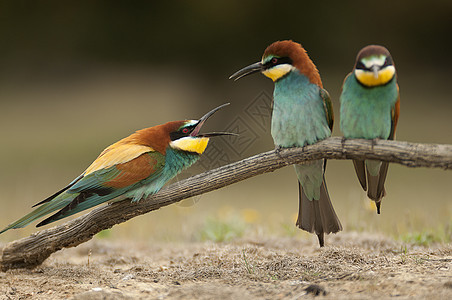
left=1, top=232, right=451, bottom=299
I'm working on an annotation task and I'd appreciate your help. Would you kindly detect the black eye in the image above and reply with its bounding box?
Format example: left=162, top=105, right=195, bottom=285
left=382, top=57, right=392, bottom=68
left=182, top=128, right=189, bottom=134
left=356, top=61, right=365, bottom=70
left=271, top=57, right=278, bottom=64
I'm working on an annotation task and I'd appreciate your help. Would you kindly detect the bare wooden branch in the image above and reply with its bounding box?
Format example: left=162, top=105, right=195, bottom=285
left=1, top=137, right=451, bottom=271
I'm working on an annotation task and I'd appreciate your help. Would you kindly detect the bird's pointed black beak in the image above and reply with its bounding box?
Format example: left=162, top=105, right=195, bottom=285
left=229, top=62, right=263, bottom=81
left=190, top=103, right=238, bottom=138
left=370, top=65, right=380, bottom=78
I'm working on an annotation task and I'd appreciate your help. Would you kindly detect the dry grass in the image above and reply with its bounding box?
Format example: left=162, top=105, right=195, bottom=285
left=1, top=232, right=451, bottom=299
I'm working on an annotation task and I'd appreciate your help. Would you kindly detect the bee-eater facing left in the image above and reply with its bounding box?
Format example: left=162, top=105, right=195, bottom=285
left=230, top=40, right=342, bottom=247
left=0, top=103, right=233, bottom=234
left=340, top=45, right=400, bottom=213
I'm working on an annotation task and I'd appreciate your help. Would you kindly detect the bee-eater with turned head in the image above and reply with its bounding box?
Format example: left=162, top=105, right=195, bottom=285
left=230, top=40, right=342, bottom=247
left=0, top=103, right=233, bottom=234
left=340, top=45, right=400, bottom=213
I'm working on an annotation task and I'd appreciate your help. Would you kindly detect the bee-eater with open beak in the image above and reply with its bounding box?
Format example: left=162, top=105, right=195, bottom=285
left=340, top=45, right=400, bottom=213
left=0, top=103, right=234, bottom=234
left=230, top=40, right=342, bottom=247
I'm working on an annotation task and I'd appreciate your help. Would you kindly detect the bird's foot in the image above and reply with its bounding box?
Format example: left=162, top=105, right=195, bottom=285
left=371, top=138, right=379, bottom=150
left=275, top=145, right=284, bottom=158
left=341, top=137, right=347, bottom=154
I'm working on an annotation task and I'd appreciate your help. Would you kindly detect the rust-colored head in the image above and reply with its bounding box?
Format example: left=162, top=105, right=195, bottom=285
left=131, top=121, right=186, bottom=154
left=230, top=40, right=322, bottom=87
left=262, top=40, right=322, bottom=86
left=124, top=103, right=234, bottom=155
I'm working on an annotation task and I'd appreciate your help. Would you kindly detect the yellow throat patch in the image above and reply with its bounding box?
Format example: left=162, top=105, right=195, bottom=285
left=355, top=66, right=395, bottom=87
left=262, top=64, right=295, bottom=82
left=170, top=137, right=209, bottom=154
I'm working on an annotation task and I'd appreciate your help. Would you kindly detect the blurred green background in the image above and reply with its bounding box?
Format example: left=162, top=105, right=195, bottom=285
left=1, top=1, right=451, bottom=244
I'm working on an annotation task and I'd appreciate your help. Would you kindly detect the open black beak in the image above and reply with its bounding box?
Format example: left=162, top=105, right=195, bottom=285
left=229, top=62, right=263, bottom=81
left=190, top=103, right=238, bottom=138
left=197, top=132, right=238, bottom=138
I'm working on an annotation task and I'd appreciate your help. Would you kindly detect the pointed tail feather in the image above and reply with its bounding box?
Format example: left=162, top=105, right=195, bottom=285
left=318, top=180, right=343, bottom=234
left=352, top=159, right=389, bottom=214
left=296, top=178, right=342, bottom=247
left=31, top=173, right=84, bottom=208
left=0, top=193, right=76, bottom=234
left=376, top=161, right=389, bottom=198
left=366, top=161, right=389, bottom=214
left=36, top=189, right=125, bottom=227
left=296, top=181, right=321, bottom=233
left=352, top=160, right=367, bottom=191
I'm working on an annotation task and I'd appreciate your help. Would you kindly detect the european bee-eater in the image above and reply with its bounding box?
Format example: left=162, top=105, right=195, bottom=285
left=0, top=103, right=233, bottom=234
left=230, top=40, right=342, bottom=247
left=340, top=45, right=400, bottom=213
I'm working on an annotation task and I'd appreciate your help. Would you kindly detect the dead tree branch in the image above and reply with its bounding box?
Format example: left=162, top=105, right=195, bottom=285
left=1, top=137, right=451, bottom=271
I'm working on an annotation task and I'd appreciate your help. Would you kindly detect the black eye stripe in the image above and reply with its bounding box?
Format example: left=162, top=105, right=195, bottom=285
left=382, top=56, right=393, bottom=68
left=355, top=61, right=366, bottom=70
left=170, top=124, right=197, bottom=141
left=264, top=56, right=293, bottom=69
left=355, top=57, right=393, bottom=71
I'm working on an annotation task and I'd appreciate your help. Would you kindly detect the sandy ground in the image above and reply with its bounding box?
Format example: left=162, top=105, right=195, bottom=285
left=1, top=233, right=451, bottom=299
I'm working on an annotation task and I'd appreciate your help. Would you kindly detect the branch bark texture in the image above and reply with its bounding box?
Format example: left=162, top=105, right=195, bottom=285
left=1, top=137, right=451, bottom=271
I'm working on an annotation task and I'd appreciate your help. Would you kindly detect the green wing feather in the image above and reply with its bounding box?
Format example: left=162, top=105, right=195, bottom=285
left=319, top=88, right=334, bottom=131
left=0, top=152, right=166, bottom=233
left=37, top=151, right=166, bottom=226
left=0, top=167, right=123, bottom=233
left=31, top=173, right=84, bottom=207
left=319, top=88, right=334, bottom=171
